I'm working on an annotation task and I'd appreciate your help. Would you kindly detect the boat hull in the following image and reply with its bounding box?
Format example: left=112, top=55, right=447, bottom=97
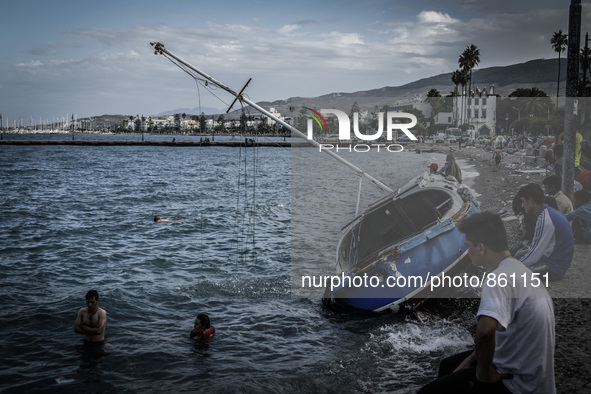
left=322, top=173, right=480, bottom=312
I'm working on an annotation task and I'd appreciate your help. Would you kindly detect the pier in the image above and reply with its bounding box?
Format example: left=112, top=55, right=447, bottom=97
left=0, top=139, right=293, bottom=147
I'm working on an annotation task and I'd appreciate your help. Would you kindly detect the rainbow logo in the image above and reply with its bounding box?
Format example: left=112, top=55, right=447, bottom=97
left=305, top=107, right=329, bottom=133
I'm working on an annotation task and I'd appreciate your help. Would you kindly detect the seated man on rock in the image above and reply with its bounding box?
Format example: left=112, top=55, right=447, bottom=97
left=565, top=190, right=591, bottom=244
left=514, top=183, right=574, bottom=281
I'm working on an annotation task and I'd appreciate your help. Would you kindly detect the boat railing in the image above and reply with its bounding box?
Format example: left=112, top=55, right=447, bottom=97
left=435, top=198, right=453, bottom=212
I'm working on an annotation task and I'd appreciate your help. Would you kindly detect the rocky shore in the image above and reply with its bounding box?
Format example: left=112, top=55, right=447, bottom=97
left=417, top=142, right=590, bottom=393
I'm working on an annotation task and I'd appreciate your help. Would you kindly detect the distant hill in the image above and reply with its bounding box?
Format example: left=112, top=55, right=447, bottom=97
left=468, top=58, right=566, bottom=87
left=252, top=58, right=567, bottom=116
left=155, top=106, right=222, bottom=117
left=87, top=58, right=567, bottom=125
left=320, top=58, right=566, bottom=98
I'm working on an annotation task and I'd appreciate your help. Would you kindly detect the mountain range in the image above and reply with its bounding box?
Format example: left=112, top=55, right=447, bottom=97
left=86, top=58, right=566, bottom=126
left=155, top=106, right=222, bottom=116
left=248, top=58, right=566, bottom=117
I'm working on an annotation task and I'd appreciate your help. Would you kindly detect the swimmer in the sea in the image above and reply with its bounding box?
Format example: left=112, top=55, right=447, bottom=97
left=74, top=290, right=107, bottom=343
left=190, top=313, right=215, bottom=340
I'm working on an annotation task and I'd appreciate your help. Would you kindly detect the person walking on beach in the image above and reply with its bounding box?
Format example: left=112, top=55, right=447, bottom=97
left=418, top=212, right=556, bottom=394
left=544, top=147, right=554, bottom=169
left=492, top=148, right=503, bottom=169
left=74, top=290, right=107, bottom=343
left=514, top=183, right=574, bottom=281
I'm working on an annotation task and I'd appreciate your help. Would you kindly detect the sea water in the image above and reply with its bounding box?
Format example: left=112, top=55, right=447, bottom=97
left=0, top=137, right=475, bottom=393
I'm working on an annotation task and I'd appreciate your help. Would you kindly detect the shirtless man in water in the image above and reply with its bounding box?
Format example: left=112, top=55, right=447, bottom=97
left=74, top=290, right=107, bottom=343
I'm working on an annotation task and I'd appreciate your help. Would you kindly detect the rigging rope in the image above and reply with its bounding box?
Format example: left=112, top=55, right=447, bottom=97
left=160, top=51, right=261, bottom=266
left=161, top=52, right=231, bottom=109
left=232, top=103, right=258, bottom=266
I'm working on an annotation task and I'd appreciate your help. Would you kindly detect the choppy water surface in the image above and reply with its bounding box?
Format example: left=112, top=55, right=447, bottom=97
left=0, top=138, right=475, bottom=393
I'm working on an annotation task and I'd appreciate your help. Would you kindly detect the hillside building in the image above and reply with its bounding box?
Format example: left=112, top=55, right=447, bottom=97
left=436, top=84, right=497, bottom=136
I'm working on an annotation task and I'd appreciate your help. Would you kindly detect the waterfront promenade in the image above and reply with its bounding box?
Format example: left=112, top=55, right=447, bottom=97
left=0, top=139, right=291, bottom=147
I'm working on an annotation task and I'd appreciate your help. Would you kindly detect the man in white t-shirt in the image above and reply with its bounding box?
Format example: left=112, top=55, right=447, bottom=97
left=418, top=211, right=555, bottom=393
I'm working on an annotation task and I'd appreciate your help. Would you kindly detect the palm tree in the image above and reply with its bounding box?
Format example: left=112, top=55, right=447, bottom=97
left=425, top=89, right=442, bottom=135
left=509, top=88, right=552, bottom=118
left=459, top=44, right=480, bottom=96
left=451, top=69, right=466, bottom=125
left=450, top=70, right=461, bottom=97
left=458, top=44, right=480, bottom=125
left=199, top=112, right=206, bottom=134
left=147, top=116, right=153, bottom=133
left=550, top=30, right=568, bottom=100
left=451, top=70, right=468, bottom=124
left=582, top=46, right=591, bottom=74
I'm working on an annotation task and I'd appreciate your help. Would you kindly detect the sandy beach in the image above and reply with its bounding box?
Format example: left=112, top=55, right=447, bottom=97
left=417, top=142, right=591, bottom=393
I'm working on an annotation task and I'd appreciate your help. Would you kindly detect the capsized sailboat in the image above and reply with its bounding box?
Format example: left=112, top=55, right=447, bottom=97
left=150, top=42, right=480, bottom=313
left=322, top=172, right=479, bottom=312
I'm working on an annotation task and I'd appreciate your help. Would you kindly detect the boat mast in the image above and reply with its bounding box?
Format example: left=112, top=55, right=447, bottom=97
left=150, top=42, right=393, bottom=194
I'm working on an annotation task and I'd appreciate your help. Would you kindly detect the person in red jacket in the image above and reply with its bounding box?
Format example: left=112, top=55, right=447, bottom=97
left=575, top=170, right=590, bottom=191
left=190, top=313, right=215, bottom=340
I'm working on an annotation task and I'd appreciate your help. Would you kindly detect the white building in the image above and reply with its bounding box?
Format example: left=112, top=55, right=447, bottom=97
left=181, top=119, right=199, bottom=131
left=266, top=108, right=285, bottom=126
left=151, top=118, right=170, bottom=131
left=437, top=84, right=497, bottom=136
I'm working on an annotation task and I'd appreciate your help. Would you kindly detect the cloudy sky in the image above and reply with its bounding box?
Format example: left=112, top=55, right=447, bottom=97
left=1, top=0, right=589, bottom=125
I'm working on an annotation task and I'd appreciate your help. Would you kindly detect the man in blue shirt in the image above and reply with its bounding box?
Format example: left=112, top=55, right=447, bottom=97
left=514, top=183, right=574, bottom=280
left=565, top=190, right=591, bottom=244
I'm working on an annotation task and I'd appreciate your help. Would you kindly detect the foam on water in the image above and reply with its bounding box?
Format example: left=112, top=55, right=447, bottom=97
left=378, top=320, right=473, bottom=353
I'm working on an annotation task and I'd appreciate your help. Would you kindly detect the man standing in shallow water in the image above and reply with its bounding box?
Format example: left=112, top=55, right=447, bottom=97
left=74, top=290, right=107, bottom=343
